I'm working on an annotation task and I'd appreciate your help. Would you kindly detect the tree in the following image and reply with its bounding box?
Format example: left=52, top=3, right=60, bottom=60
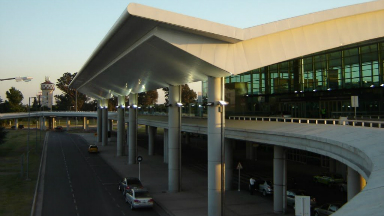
left=138, top=90, right=158, bottom=107
left=162, top=84, right=197, bottom=105
left=55, top=72, right=88, bottom=111
left=6, top=87, right=25, bottom=112
left=181, top=84, right=197, bottom=104
left=0, top=127, right=7, bottom=145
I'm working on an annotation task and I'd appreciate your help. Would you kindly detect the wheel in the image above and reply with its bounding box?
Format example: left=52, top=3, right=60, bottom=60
left=263, top=190, right=266, bottom=196
left=130, top=201, right=134, bottom=210
left=125, top=196, right=128, bottom=203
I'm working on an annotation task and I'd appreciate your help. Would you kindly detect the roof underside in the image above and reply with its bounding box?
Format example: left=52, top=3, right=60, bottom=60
left=70, top=1, right=384, bottom=99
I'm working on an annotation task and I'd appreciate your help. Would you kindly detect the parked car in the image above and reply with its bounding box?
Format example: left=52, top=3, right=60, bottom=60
left=88, top=145, right=99, bottom=153
left=258, top=179, right=273, bottom=196
left=125, top=188, right=154, bottom=209
left=286, top=189, right=316, bottom=209
left=11, top=126, right=16, bottom=129
left=313, top=173, right=344, bottom=186
left=337, top=181, right=347, bottom=192
left=314, top=202, right=344, bottom=216
left=118, top=177, right=143, bottom=195
left=54, top=126, right=63, bottom=131
left=18, top=125, right=24, bottom=129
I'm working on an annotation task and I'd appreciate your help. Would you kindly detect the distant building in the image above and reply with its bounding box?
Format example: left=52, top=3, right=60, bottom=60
left=40, top=76, right=55, bottom=110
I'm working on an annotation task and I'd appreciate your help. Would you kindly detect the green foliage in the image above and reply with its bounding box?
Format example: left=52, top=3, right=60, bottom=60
left=55, top=72, right=88, bottom=111
left=5, top=87, right=25, bottom=112
left=138, top=90, right=158, bottom=107
left=0, top=127, right=7, bottom=145
left=162, top=84, right=197, bottom=105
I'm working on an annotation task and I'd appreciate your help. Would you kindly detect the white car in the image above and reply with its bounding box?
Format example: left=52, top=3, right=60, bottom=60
left=125, top=188, right=154, bottom=210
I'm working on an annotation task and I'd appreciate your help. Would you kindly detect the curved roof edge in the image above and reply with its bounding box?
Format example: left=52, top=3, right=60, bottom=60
left=127, top=3, right=243, bottom=41
left=243, top=0, right=384, bottom=40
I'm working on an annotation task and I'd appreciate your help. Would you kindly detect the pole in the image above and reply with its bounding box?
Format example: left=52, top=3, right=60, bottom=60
left=26, top=97, right=32, bottom=180
left=139, top=161, right=141, bottom=180
left=220, top=77, right=225, bottom=216
left=238, top=168, right=241, bottom=191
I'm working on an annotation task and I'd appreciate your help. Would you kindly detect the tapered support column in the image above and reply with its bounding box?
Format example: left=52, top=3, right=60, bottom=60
left=128, top=93, right=138, bottom=164
left=66, top=118, right=70, bottom=131
left=148, top=126, right=157, bottom=155
left=14, top=119, right=18, bottom=129
left=117, top=96, right=125, bottom=157
left=108, top=120, right=113, bottom=141
left=102, top=99, right=108, bottom=146
left=168, top=85, right=181, bottom=192
left=83, top=117, right=88, bottom=130
left=207, top=76, right=225, bottom=216
left=164, top=128, right=168, bottom=164
left=347, top=167, right=366, bottom=200
left=273, top=146, right=285, bottom=214
left=225, top=138, right=233, bottom=191
left=97, top=101, right=102, bottom=142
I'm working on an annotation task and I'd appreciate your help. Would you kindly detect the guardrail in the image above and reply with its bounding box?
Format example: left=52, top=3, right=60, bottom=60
left=228, top=116, right=384, bottom=129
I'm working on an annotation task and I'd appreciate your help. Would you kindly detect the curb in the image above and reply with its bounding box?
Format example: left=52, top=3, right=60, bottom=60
left=30, top=132, right=49, bottom=216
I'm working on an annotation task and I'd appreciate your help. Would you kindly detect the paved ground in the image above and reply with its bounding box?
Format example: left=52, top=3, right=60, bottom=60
left=39, top=132, right=160, bottom=216
left=76, top=132, right=295, bottom=216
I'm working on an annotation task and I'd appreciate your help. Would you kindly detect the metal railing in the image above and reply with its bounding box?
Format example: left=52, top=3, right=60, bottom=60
left=228, top=116, right=384, bottom=129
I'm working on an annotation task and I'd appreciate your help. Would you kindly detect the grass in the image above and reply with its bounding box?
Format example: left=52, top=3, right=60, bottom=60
left=0, top=129, right=45, bottom=216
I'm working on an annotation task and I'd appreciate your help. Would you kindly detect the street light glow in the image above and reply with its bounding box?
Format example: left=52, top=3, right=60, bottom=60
left=0, top=76, right=33, bottom=82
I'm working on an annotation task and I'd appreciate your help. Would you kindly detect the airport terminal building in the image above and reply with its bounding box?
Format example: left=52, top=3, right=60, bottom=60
left=69, top=1, right=384, bottom=216
left=203, top=39, right=384, bottom=118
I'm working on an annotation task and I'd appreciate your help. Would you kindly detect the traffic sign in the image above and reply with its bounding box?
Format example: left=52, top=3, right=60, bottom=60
left=236, top=162, right=243, bottom=169
left=137, top=156, right=143, bottom=162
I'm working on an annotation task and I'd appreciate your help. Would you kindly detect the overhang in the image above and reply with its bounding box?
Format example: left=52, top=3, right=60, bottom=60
left=70, top=1, right=384, bottom=99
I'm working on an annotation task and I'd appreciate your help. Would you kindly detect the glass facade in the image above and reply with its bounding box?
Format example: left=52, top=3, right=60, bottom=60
left=204, top=38, right=384, bottom=118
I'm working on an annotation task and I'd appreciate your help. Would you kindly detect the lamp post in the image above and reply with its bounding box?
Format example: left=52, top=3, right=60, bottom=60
left=0, top=76, right=33, bottom=82
left=27, top=96, right=36, bottom=180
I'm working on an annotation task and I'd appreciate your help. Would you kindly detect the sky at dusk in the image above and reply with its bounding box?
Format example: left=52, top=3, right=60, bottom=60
left=0, top=0, right=373, bottom=105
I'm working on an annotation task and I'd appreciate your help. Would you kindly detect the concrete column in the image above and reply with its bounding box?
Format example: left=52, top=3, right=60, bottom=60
left=66, top=117, right=70, bottom=131
left=102, top=99, right=108, bottom=146
left=117, top=96, right=125, bottom=157
left=347, top=167, right=366, bottom=200
left=83, top=117, right=88, bottom=130
left=329, top=158, right=336, bottom=173
left=126, top=122, right=129, bottom=156
left=164, top=128, right=168, bottom=164
left=128, top=93, right=138, bottom=164
left=52, top=117, right=56, bottom=129
left=168, top=85, right=181, bottom=192
left=148, top=126, right=157, bottom=155
left=273, top=146, right=284, bottom=214
left=207, top=76, right=225, bottom=216
left=97, top=102, right=102, bottom=142
left=246, top=141, right=255, bottom=160
left=108, top=119, right=113, bottom=142
left=14, top=119, right=18, bottom=129
left=225, top=138, right=233, bottom=191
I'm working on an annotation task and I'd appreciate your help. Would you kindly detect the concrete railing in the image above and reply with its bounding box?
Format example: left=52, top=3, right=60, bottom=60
left=228, top=116, right=384, bottom=129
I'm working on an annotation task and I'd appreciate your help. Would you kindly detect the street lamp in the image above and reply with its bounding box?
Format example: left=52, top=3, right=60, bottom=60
left=27, top=96, right=36, bottom=180
left=0, top=76, right=33, bottom=82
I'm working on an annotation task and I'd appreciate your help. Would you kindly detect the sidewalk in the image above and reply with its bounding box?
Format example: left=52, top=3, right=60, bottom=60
left=76, top=132, right=294, bottom=216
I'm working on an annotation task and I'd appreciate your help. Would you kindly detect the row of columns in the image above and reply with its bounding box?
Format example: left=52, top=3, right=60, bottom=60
left=93, top=75, right=365, bottom=216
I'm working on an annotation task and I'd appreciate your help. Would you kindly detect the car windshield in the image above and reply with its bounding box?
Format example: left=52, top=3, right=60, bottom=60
left=128, top=179, right=142, bottom=185
left=295, top=190, right=309, bottom=196
left=135, top=191, right=151, bottom=198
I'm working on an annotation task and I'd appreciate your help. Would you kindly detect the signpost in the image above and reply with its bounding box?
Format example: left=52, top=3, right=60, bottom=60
left=236, top=162, right=243, bottom=191
left=351, top=96, right=359, bottom=119
left=137, top=156, right=143, bottom=180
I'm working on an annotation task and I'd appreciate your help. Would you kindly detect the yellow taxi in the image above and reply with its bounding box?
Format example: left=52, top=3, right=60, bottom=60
left=88, top=145, right=99, bottom=153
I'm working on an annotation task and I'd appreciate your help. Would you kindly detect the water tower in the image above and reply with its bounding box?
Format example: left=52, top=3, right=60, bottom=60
left=40, top=76, right=55, bottom=110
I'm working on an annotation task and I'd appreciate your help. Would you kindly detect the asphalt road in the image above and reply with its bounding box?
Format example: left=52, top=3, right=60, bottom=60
left=42, top=131, right=159, bottom=216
